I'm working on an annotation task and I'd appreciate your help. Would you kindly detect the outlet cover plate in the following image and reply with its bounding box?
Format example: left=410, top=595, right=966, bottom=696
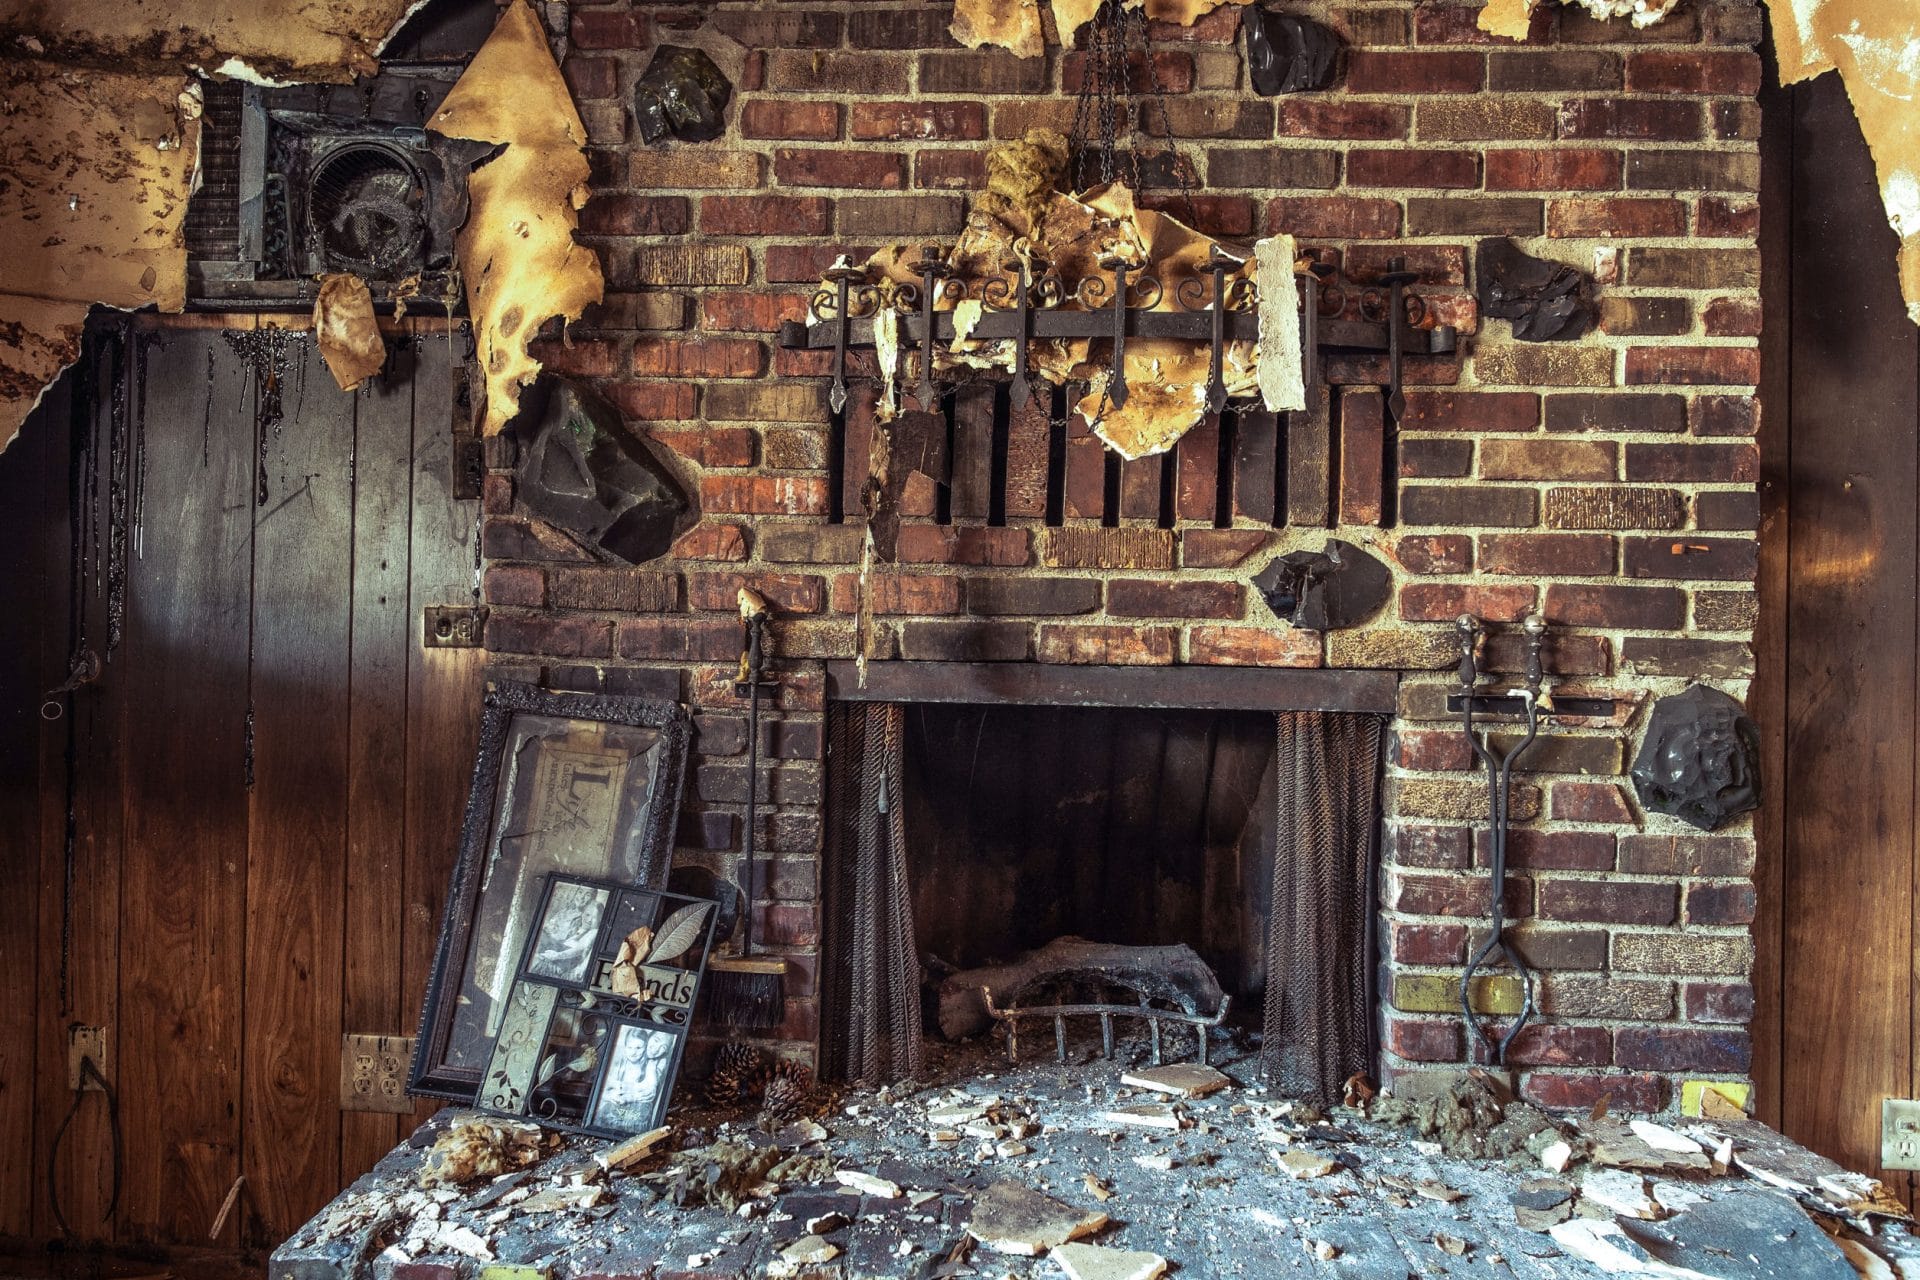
left=341, top=1034, right=416, bottom=1114
left=1882, top=1098, right=1920, bottom=1170
left=68, top=1025, right=108, bottom=1091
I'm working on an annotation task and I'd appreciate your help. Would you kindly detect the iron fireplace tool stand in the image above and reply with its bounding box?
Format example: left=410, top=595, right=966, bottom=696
left=707, top=589, right=788, bottom=1029
left=1455, top=612, right=1548, bottom=1065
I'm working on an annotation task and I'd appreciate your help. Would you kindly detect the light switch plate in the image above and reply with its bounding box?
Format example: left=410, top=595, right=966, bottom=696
left=341, top=1034, right=416, bottom=1114
left=1882, top=1098, right=1920, bottom=1170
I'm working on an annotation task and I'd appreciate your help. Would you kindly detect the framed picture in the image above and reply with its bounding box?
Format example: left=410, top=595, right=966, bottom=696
left=475, top=873, right=717, bottom=1135
left=409, top=680, right=691, bottom=1101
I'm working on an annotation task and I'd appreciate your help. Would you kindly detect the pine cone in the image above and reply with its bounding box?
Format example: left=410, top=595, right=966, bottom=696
left=757, top=1058, right=814, bottom=1128
left=704, top=1042, right=765, bottom=1107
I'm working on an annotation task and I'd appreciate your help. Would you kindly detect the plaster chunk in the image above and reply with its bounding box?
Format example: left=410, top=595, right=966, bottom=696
left=1052, top=1242, right=1170, bottom=1280
left=1120, top=1063, right=1231, bottom=1098
left=965, top=1179, right=1110, bottom=1256
left=951, top=0, right=1045, bottom=60
left=428, top=0, right=604, bottom=435
left=313, top=273, right=387, bottom=391
left=1255, top=235, right=1305, bottom=413
left=1051, top=0, right=1107, bottom=45
left=1476, top=0, right=1679, bottom=41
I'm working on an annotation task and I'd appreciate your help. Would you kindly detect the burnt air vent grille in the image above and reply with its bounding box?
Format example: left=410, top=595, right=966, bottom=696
left=184, top=80, right=245, bottom=263
left=305, top=143, right=430, bottom=279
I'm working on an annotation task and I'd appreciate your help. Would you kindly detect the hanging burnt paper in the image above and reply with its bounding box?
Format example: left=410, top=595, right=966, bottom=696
left=410, top=681, right=692, bottom=1102
left=1476, top=238, right=1594, bottom=343
left=510, top=375, right=694, bottom=565
left=1244, top=9, right=1341, bottom=95
left=428, top=0, right=604, bottom=435
left=477, top=873, right=715, bottom=1136
left=1629, top=685, right=1761, bottom=832
left=1251, top=539, right=1391, bottom=630
left=312, top=273, right=387, bottom=391
left=632, top=46, right=732, bottom=145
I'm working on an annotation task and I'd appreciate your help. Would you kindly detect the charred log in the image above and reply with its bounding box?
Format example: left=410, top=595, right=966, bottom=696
left=937, top=937, right=1227, bottom=1041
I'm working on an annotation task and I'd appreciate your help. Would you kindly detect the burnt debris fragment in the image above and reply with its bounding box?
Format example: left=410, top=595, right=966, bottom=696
left=1252, top=539, right=1392, bottom=630
left=1629, top=684, right=1761, bottom=831
left=632, top=46, right=732, bottom=145
left=509, top=375, right=694, bottom=564
left=1476, top=238, right=1595, bottom=342
left=1245, top=8, right=1342, bottom=95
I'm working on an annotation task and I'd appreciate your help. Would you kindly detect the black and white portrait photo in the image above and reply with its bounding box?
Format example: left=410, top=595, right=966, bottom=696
left=527, top=880, right=609, bottom=984
left=590, top=1022, right=679, bottom=1133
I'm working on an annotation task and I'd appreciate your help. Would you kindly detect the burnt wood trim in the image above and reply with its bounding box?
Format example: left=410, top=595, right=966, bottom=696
left=823, top=661, right=1397, bottom=714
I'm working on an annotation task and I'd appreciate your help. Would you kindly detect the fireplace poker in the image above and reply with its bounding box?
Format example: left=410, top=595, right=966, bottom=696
left=707, top=588, right=788, bottom=1031
left=1455, top=612, right=1548, bottom=1065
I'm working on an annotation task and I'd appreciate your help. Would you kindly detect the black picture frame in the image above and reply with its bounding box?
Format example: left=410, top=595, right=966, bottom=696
left=474, top=873, right=716, bottom=1137
left=408, top=680, right=691, bottom=1102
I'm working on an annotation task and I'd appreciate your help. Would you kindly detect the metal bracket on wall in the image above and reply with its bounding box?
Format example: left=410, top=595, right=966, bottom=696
left=452, top=436, right=486, bottom=501
left=423, top=604, right=487, bottom=649
left=1446, top=692, right=1618, bottom=719
left=67, top=1024, right=109, bottom=1092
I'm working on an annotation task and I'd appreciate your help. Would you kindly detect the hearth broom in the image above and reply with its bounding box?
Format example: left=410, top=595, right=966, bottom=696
left=706, top=588, right=788, bottom=1030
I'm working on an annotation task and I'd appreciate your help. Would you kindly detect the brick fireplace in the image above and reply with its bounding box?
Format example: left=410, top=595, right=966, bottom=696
left=480, top=0, right=1763, bottom=1117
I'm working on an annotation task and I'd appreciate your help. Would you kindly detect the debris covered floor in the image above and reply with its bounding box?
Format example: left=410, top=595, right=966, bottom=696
left=275, top=1035, right=1919, bottom=1280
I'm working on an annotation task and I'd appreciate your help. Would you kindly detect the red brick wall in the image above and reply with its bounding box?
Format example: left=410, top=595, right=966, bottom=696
left=487, top=0, right=1763, bottom=1112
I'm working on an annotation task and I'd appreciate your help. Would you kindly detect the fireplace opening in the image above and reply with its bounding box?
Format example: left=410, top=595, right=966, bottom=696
left=901, top=704, right=1279, bottom=1002
left=818, top=693, right=1387, bottom=1104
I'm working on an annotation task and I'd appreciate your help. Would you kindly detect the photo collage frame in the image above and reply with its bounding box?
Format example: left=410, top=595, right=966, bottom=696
left=475, top=874, right=717, bottom=1136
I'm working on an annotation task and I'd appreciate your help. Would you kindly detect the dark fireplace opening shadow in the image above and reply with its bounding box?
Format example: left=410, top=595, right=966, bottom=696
left=820, top=697, right=1387, bottom=1105
left=900, top=703, right=1279, bottom=1005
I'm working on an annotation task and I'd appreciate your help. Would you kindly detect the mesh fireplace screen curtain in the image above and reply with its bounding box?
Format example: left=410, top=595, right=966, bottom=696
left=821, top=702, right=924, bottom=1084
left=1263, top=710, right=1387, bottom=1105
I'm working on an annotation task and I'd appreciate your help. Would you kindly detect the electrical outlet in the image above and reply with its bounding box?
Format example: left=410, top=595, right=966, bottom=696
left=68, top=1025, right=108, bottom=1092
left=340, top=1034, right=416, bottom=1114
left=1882, top=1098, right=1920, bottom=1170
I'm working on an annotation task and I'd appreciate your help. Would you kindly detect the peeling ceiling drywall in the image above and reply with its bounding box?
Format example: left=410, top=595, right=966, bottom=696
left=953, top=0, right=1253, bottom=56
left=429, top=0, right=604, bottom=436
left=0, top=0, right=424, bottom=82
left=1768, top=0, right=1920, bottom=324
left=0, top=0, right=429, bottom=452
left=0, top=63, right=203, bottom=451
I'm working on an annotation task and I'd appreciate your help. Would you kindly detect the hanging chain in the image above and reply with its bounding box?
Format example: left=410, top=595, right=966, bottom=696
left=1057, top=0, right=1202, bottom=441
left=1065, top=0, right=1198, bottom=224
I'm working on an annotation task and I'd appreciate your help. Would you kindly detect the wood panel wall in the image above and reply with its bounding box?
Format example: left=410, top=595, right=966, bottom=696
left=0, top=320, right=483, bottom=1248
left=1754, top=69, right=1920, bottom=1197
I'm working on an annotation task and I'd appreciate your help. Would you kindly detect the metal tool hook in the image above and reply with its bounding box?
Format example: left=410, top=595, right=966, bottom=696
left=40, top=650, right=101, bottom=721
left=1455, top=613, right=1549, bottom=1065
